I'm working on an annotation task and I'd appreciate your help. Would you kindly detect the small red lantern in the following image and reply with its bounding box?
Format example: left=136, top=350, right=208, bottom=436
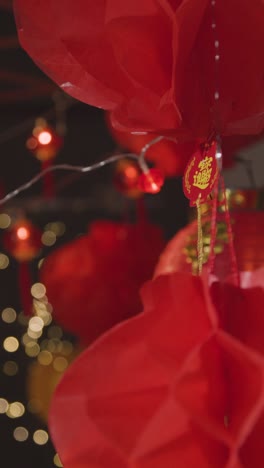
left=26, top=119, right=63, bottom=198
left=113, top=159, right=142, bottom=198
left=3, top=219, right=42, bottom=316
left=4, top=219, right=42, bottom=262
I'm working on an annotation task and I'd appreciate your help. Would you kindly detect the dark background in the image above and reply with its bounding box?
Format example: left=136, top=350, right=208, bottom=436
left=0, top=4, right=188, bottom=467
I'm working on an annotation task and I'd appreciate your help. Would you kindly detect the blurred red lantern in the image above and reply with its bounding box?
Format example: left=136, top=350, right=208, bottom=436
left=15, top=0, right=264, bottom=138
left=113, top=159, right=142, bottom=198
left=155, top=209, right=264, bottom=281
left=3, top=219, right=42, bottom=316
left=49, top=270, right=264, bottom=468
left=4, top=219, right=42, bottom=263
left=26, top=119, right=63, bottom=198
left=40, top=220, right=165, bottom=344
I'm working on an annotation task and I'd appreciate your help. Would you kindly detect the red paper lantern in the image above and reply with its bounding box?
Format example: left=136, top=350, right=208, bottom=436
left=40, top=220, right=165, bottom=344
left=49, top=270, right=264, bottom=468
left=15, top=1, right=264, bottom=138
left=155, top=210, right=264, bottom=280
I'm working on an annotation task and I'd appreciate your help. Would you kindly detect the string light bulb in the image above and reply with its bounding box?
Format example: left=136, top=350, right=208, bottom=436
left=114, top=158, right=142, bottom=198
left=26, top=119, right=63, bottom=162
left=138, top=168, right=164, bottom=194
left=3, top=219, right=42, bottom=262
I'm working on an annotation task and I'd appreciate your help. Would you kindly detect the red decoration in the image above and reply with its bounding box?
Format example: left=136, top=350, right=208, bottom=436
left=26, top=124, right=63, bottom=162
left=113, top=159, right=142, bottom=198
left=3, top=219, right=42, bottom=262
left=15, top=1, right=264, bottom=138
left=40, top=220, right=165, bottom=344
left=26, top=120, right=63, bottom=198
left=155, top=211, right=264, bottom=280
left=3, top=219, right=42, bottom=316
left=49, top=270, right=264, bottom=468
left=183, top=141, right=218, bottom=206
left=138, top=168, right=164, bottom=194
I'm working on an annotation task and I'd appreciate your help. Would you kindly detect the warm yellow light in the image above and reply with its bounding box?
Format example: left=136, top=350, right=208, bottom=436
left=0, top=254, right=9, bottom=269
left=33, top=429, right=49, bottom=445
left=29, top=316, right=44, bottom=333
left=27, top=328, right=43, bottom=339
left=31, top=283, right=46, bottom=299
left=13, top=427, right=29, bottom=442
left=25, top=342, right=40, bottom=357
left=38, top=350, right=53, bottom=366
left=41, top=230, right=56, bottom=246
left=3, top=361, right=18, bottom=376
left=45, top=222, right=66, bottom=237
left=3, top=336, right=19, bottom=353
left=1, top=308, right=16, bottom=323
left=22, top=333, right=32, bottom=346
left=7, top=402, right=25, bottom=418
left=17, top=226, right=29, bottom=241
left=38, top=258, right=44, bottom=269
left=0, top=213, right=11, bottom=229
left=53, top=357, right=68, bottom=373
left=38, top=130, right=52, bottom=145
left=0, top=398, right=9, bottom=413
left=53, top=453, right=63, bottom=467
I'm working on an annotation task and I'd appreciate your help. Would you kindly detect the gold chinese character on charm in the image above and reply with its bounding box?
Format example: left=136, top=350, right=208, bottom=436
left=193, top=156, right=213, bottom=190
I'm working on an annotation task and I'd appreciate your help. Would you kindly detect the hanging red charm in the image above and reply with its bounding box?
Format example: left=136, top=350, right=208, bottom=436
left=183, top=141, right=218, bottom=206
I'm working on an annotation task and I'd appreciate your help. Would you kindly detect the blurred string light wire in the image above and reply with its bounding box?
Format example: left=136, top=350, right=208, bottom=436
left=0, top=135, right=180, bottom=207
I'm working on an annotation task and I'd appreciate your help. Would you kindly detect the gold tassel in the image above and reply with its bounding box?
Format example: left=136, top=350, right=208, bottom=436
left=196, top=195, right=204, bottom=275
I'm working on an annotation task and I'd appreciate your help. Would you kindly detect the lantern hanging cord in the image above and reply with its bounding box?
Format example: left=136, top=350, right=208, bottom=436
left=0, top=153, right=142, bottom=207
left=210, top=0, right=221, bottom=133
left=196, top=195, right=204, bottom=275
